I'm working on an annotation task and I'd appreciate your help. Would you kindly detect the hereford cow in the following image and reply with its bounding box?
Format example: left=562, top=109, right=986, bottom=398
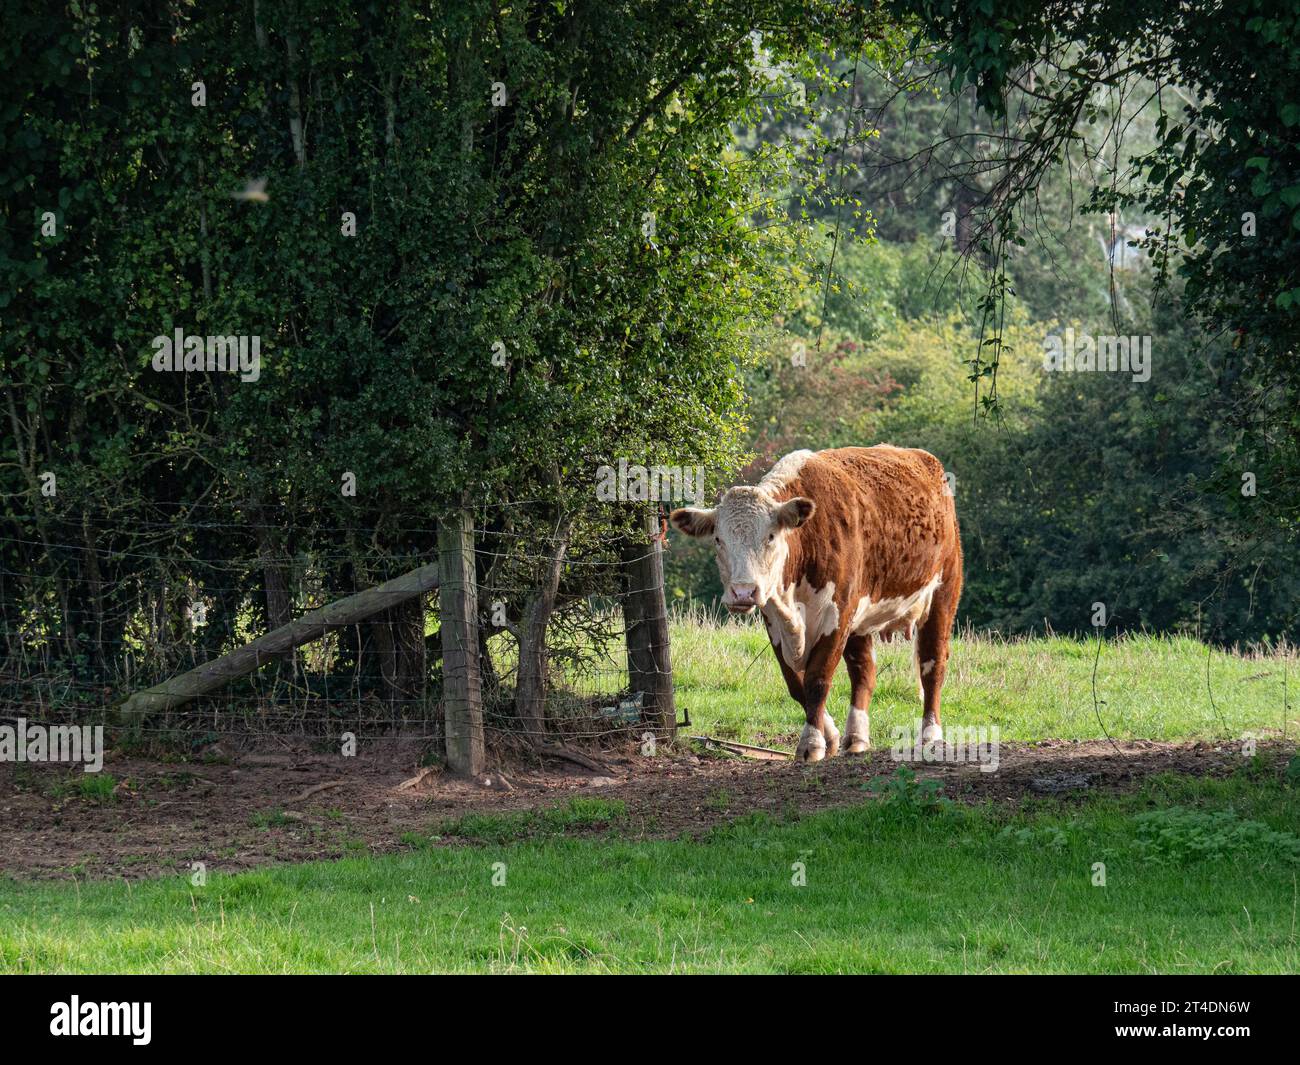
left=670, top=446, right=962, bottom=761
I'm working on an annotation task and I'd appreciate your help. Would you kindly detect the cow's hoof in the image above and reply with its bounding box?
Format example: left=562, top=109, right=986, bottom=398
left=843, top=709, right=869, bottom=753
left=921, top=721, right=943, bottom=744
left=796, top=724, right=826, bottom=762
left=822, top=717, right=840, bottom=758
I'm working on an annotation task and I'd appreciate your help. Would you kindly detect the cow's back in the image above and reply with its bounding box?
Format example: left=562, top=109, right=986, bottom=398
left=771, top=445, right=959, bottom=602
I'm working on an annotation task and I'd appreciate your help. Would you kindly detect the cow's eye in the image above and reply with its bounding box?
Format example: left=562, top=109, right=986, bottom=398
left=714, top=537, right=720, bottom=545
left=767, top=533, right=774, bottom=542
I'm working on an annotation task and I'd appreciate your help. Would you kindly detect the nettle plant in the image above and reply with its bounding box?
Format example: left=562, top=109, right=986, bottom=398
left=865, top=764, right=953, bottom=817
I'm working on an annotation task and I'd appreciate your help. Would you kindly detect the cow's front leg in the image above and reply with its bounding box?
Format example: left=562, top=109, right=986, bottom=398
left=795, top=631, right=846, bottom=762
left=799, top=710, right=840, bottom=760
left=773, top=648, right=805, bottom=706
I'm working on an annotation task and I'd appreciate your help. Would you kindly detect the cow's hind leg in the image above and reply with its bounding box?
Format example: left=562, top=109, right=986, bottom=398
left=916, top=579, right=960, bottom=744
left=841, top=633, right=876, bottom=754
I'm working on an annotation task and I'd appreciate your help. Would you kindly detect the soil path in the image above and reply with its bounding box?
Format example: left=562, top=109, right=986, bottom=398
left=0, top=736, right=1277, bottom=880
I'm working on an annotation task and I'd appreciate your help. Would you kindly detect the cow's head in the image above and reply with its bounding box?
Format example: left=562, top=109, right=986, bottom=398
left=671, top=487, right=815, bottom=613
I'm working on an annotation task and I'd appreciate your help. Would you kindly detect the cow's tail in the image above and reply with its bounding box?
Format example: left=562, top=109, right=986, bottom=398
left=913, top=629, right=924, bottom=701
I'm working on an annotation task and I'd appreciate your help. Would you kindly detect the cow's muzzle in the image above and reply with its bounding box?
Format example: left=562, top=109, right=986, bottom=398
left=725, top=584, right=758, bottom=613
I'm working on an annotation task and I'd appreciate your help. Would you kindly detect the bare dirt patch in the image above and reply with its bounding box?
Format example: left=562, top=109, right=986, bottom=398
left=0, top=734, right=1282, bottom=880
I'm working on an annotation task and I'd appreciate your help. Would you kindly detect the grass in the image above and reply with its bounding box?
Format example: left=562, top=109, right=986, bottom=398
left=45, top=772, right=117, bottom=802
left=2, top=771, right=1297, bottom=973
left=402, top=797, right=628, bottom=847
left=250, top=809, right=291, bottom=830
left=670, top=616, right=1298, bottom=747
left=2, top=622, right=1297, bottom=973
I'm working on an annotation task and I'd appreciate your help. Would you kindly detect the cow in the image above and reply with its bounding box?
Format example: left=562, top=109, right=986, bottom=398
left=670, top=446, right=962, bottom=761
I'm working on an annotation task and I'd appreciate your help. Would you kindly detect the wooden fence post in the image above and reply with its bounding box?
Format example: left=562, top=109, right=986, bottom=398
left=622, top=506, right=676, bottom=736
left=439, top=508, right=485, bottom=775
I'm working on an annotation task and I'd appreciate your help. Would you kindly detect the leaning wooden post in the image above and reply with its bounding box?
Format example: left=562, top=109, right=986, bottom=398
left=119, top=562, right=441, bottom=723
left=439, top=507, right=485, bottom=775
left=621, top=506, right=676, bottom=736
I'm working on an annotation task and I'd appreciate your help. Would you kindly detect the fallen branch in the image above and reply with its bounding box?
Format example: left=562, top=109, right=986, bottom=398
left=688, top=735, right=791, bottom=761
left=286, top=780, right=346, bottom=804
left=395, top=766, right=439, bottom=791
left=533, top=743, right=611, bottom=774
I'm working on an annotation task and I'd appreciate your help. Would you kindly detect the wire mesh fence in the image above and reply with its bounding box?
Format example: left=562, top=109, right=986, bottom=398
left=0, top=500, right=676, bottom=751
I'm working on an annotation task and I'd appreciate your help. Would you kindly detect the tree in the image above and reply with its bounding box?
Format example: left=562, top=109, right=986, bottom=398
left=0, top=1, right=883, bottom=716
left=897, top=0, right=1300, bottom=551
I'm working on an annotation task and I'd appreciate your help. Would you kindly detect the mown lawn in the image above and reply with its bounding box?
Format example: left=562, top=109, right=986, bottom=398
left=670, top=617, right=1297, bottom=748
left=2, top=771, right=1298, bottom=973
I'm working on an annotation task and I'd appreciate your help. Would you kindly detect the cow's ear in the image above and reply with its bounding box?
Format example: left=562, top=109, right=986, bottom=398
left=670, top=507, right=717, bottom=538
left=777, top=497, right=815, bottom=529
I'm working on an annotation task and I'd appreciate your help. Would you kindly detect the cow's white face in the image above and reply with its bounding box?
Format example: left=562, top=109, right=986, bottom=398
left=671, top=488, right=815, bottom=613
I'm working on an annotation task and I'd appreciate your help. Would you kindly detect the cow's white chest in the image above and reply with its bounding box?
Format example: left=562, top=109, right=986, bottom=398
left=849, top=573, right=942, bottom=638
left=762, top=579, right=839, bottom=672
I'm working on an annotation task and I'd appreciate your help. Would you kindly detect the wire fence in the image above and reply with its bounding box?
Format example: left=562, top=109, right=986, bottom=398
left=0, top=501, right=676, bottom=748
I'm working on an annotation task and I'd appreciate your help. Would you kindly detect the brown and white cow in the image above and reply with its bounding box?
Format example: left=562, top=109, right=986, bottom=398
left=670, top=446, right=962, bottom=761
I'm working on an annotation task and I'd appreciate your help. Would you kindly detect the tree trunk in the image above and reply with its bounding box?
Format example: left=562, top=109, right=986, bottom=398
left=256, top=520, right=294, bottom=686
left=285, top=34, right=307, bottom=167
left=514, top=518, right=571, bottom=741
left=370, top=596, right=426, bottom=706
left=477, top=623, right=498, bottom=695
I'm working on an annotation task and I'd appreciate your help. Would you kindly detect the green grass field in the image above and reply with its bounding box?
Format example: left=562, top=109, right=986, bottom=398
left=2, top=622, right=1297, bottom=974
left=671, top=616, right=1295, bottom=747
left=2, top=771, right=1297, bottom=973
